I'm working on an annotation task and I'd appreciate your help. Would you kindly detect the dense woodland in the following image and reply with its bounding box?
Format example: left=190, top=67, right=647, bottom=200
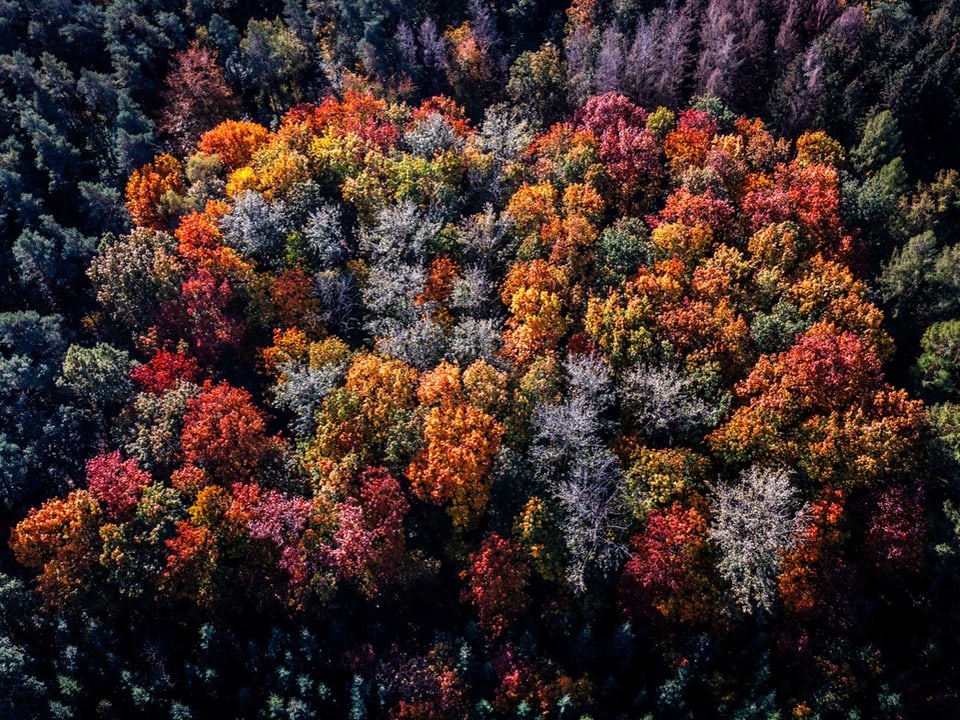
left=3, top=0, right=960, bottom=717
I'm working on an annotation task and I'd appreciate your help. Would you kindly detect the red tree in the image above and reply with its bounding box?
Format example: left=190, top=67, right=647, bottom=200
left=158, top=42, right=240, bottom=155
left=85, top=451, right=152, bottom=520
left=461, top=533, right=531, bottom=639
left=181, top=381, right=278, bottom=483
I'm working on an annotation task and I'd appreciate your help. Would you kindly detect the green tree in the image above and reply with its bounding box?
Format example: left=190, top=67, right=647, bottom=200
left=507, top=43, right=568, bottom=127
left=917, top=319, right=960, bottom=401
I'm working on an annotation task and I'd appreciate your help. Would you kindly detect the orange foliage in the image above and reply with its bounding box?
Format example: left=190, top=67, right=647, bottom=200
left=786, top=254, right=892, bottom=359
left=663, top=109, right=718, bottom=175
left=279, top=91, right=399, bottom=152
left=507, top=182, right=559, bottom=240
left=500, top=260, right=570, bottom=365
left=181, top=381, right=278, bottom=483
left=408, top=361, right=504, bottom=530
left=9, top=490, right=104, bottom=608
left=262, top=327, right=312, bottom=377
left=125, top=153, right=185, bottom=228
left=410, top=96, right=474, bottom=137
left=310, top=353, right=419, bottom=483
left=197, top=119, right=271, bottom=169
left=271, top=268, right=322, bottom=333
left=778, top=489, right=846, bottom=617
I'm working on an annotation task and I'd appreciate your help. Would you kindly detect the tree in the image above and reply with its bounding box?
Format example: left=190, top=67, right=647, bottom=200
left=574, top=92, right=661, bottom=212
left=310, top=353, right=419, bottom=483
left=125, top=153, right=187, bottom=229
left=461, top=533, right=530, bottom=639
left=219, top=190, right=289, bottom=269
left=917, top=320, right=960, bottom=401
left=9, top=490, right=104, bottom=609
left=329, top=466, right=408, bottom=596
left=197, top=119, right=271, bottom=171
left=709, top=465, right=808, bottom=614
left=180, top=381, right=278, bottom=484
left=621, top=501, right=714, bottom=624
left=233, top=18, right=311, bottom=122
left=87, top=229, right=182, bottom=334
left=622, top=363, right=721, bottom=444
left=130, top=348, right=201, bottom=395
left=408, top=361, right=505, bottom=530
left=507, top=43, right=568, bottom=127
left=158, top=42, right=240, bottom=156
left=56, top=342, right=134, bottom=418
left=530, top=354, right=627, bottom=589
left=84, top=451, right=152, bottom=520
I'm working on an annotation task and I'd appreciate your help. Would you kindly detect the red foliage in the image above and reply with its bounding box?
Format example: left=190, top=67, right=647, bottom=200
left=181, top=381, right=277, bottom=483
left=653, top=187, right=736, bottom=236
left=130, top=349, right=201, bottom=394
left=271, top=268, right=322, bottom=332
left=739, top=322, right=883, bottom=416
left=180, top=269, right=244, bottom=360
left=461, top=533, right=531, bottom=639
left=161, top=520, right=219, bottom=606
left=575, top=92, right=660, bottom=210
left=85, top=451, right=152, bottom=519
left=491, top=645, right=592, bottom=717
left=410, top=95, right=474, bottom=137
left=743, top=161, right=845, bottom=254
left=620, top=502, right=713, bottom=624
left=575, top=92, right=648, bottom=131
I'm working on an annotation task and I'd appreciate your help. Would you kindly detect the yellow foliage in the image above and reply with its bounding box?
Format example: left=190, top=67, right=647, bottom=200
left=225, top=166, right=259, bottom=197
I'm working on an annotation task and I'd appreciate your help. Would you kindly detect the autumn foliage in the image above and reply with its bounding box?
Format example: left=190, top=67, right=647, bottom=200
left=9, top=86, right=946, bottom=717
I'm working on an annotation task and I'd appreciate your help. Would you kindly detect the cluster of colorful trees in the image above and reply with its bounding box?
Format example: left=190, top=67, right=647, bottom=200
left=3, top=1, right=960, bottom=718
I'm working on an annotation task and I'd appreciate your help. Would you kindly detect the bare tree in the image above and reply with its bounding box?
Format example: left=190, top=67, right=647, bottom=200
left=622, top=363, right=724, bottom=444
left=532, top=354, right=627, bottom=591
left=709, top=465, right=809, bottom=615
left=554, top=448, right=629, bottom=592
left=595, top=28, right=626, bottom=95
left=654, top=0, right=699, bottom=108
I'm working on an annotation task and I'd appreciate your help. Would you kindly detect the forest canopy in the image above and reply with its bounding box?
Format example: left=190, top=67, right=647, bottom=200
left=3, top=1, right=960, bottom=718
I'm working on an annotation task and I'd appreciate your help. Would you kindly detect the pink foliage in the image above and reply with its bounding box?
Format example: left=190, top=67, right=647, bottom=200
left=331, top=467, right=409, bottom=590
left=576, top=93, right=661, bottom=208
left=86, top=451, right=151, bottom=518
left=227, top=483, right=312, bottom=545
left=865, top=480, right=927, bottom=572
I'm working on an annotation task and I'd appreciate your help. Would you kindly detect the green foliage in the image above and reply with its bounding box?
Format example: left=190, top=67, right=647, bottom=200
left=507, top=43, right=569, bottom=127
left=917, top=320, right=960, bottom=401
left=852, top=110, right=904, bottom=176
left=57, top=343, right=134, bottom=416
